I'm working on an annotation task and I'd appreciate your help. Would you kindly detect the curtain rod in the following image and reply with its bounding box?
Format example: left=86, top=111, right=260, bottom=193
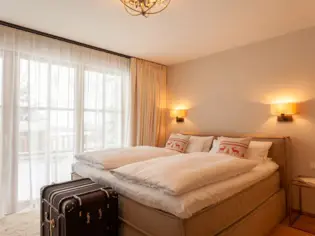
left=0, top=20, right=131, bottom=59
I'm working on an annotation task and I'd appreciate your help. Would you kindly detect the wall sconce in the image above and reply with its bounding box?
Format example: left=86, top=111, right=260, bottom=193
left=271, top=102, right=297, bottom=122
left=170, top=109, right=187, bottom=123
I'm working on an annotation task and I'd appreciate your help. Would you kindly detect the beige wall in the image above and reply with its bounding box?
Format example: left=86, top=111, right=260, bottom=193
left=167, top=26, right=315, bottom=178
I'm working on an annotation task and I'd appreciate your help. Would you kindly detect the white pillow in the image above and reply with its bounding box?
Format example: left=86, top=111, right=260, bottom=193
left=185, top=136, right=215, bottom=153
left=245, top=141, right=273, bottom=161
left=209, top=139, right=220, bottom=154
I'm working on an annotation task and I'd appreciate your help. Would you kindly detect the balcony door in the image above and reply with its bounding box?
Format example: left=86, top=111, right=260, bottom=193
left=17, top=58, right=76, bottom=207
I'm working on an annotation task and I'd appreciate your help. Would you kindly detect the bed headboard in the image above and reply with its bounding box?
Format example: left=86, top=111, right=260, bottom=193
left=182, top=133, right=291, bottom=194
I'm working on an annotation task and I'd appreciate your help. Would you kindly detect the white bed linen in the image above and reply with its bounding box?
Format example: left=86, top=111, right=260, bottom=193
left=111, top=153, right=258, bottom=195
left=75, top=146, right=179, bottom=170
left=72, top=161, right=279, bottom=219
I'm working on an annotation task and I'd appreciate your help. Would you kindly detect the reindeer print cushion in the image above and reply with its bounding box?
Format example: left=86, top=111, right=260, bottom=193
left=165, top=134, right=190, bottom=153
left=217, top=137, right=251, bottom=158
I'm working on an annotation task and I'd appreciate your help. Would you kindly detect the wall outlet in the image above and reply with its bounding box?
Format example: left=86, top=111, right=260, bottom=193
left=310, top=162, right=315, bottom=170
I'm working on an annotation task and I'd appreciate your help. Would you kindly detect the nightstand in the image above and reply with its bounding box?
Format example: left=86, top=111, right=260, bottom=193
left=289, top=176, right=315, bottom=234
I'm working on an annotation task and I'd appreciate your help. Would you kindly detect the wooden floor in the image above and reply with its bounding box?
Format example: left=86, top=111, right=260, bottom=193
left=270, top=216, right=315, bottom=236
left=271, top=225, right=314, bottom=236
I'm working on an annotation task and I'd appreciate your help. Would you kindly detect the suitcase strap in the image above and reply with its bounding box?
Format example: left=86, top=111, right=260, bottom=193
left=43, top=208, right=63, bottom=236
left=73, top=187, right=110, bottom=206
left=72, top=188, right=111, bottom=224
left=49, top=182, right=97, bottom=207
left=42, top=198, right=59, bottom=214
left=42, top=198, right=64, bottom=236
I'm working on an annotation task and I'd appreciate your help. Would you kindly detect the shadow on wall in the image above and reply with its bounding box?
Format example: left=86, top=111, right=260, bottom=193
left=298, top=99, right=315, bottom=123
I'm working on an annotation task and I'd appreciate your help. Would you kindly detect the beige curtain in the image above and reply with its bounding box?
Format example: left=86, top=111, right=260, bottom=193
left=130, top=58, right=167, bottom=147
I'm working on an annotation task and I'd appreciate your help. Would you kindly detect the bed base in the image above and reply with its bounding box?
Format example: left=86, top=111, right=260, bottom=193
left=118, top=190, right=285, bottom=236
left=72, top=172, right=285, bottom=236
left=117, top=190, right=285, bottom=236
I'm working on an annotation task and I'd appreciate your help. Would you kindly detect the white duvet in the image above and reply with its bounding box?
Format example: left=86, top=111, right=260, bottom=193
left=73, top=161, right=279, bottom=218
left=111, top=153, right=258, bottom=195
left=75, top=146, right=179, bottom=170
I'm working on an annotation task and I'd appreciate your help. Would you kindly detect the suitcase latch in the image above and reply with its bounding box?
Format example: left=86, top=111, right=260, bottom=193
left=86, top=212, right=91, bottom=224
left=50, top=219, right=56, bottom=229
left=44, top=212, right=56, bottom=228
left=98, top=208, right=102, bottom=220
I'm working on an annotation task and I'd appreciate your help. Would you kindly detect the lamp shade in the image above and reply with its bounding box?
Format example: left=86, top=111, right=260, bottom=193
left=170, top=109, right=187, bottom=118
left=271, top=102, right=297, bottom=115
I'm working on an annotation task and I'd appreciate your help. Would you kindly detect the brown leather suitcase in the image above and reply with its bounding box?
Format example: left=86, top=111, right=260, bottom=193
left=40, top=178, right=118, bottom=236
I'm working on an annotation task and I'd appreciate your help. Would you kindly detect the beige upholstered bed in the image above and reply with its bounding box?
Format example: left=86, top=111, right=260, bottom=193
left=72, top=134, right=290, bottom=236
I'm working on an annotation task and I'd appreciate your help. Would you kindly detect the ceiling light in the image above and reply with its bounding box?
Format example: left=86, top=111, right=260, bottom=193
left=120, top=0, right=171, bottom=17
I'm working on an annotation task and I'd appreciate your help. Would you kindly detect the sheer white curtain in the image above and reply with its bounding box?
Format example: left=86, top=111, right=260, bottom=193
left=0, top=25, right=130, bottom=217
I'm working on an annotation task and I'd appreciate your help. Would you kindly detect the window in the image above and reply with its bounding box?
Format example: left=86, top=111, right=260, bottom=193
left=16, top=62, right=128, bottom=204
left=0, top=26, right=130, bottom=217
left=84, top=71, right=123, bottom=151
left=18, top=59, right=76, bottom=202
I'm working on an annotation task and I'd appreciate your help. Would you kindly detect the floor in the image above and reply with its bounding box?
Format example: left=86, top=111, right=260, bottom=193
left=271, top=225, right=313, bottom=236
left=270, top=216, right=315, bottom=236
left=0, top=210, right=314, bottom=236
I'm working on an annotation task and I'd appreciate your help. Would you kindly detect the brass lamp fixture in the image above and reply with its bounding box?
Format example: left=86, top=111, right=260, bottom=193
left=120, top=0, right=171, bottom=17
left=271, top=102, right=297, bottom=122
left=170, top=109, right=187, bottom=123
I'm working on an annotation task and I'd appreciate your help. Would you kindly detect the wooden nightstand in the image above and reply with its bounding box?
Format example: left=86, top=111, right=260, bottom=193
left=289, top=176, right=315, bottom=234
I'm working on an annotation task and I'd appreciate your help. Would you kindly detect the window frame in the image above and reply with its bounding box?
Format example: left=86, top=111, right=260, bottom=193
left=83, top=67, right=124, bottom=151
left=17, top=56, right=77, bottom=156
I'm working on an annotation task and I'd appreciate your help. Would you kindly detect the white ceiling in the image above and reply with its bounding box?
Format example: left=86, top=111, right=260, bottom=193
left=1, top=0, right=315, bottom=65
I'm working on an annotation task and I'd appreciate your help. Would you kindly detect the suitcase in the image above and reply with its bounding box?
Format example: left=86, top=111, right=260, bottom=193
left=40, top=178, right=118, bottom=236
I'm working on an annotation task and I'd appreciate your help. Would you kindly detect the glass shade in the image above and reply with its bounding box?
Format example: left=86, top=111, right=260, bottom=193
left=271, top=103, right=297, bottom=115
left=170, top=109, right=187, bottom=118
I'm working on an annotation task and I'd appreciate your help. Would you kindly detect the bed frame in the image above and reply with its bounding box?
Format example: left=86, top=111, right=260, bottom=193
left=72, top=134, right=291, bottom=236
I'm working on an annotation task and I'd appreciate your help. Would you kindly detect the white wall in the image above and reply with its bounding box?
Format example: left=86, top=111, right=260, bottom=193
left=167, top=26, right=315, bottom=178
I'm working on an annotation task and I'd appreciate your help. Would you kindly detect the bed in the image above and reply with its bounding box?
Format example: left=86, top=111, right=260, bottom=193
left=72, top=134, right=290, bottom=236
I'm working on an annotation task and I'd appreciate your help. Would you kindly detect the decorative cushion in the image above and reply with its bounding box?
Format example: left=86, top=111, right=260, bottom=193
left=217, top=137, right=251, bottom=158
left=185, top=136, right=215, bottom=153
left=244, top=141, right=273, bottom=161
left=165, top=134, right=190, bottom=153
